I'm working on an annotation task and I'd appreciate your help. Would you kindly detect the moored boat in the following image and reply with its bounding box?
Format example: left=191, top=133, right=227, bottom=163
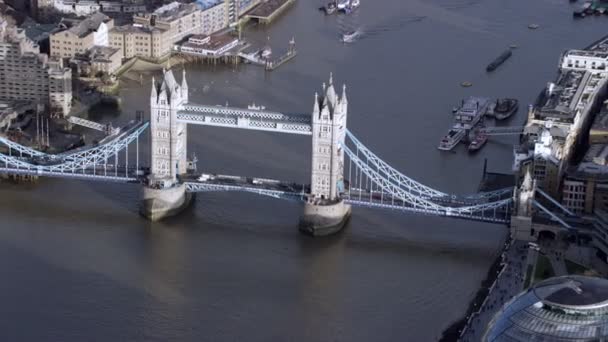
left=319, top=2, right=337, bottom=14
left=453, top=96, right=491, bottom=130
left=438, top=129, right=465, bottom=151
left=468, top=133, right=488, bottom=152
left=493, top=98, right=519, bottom=120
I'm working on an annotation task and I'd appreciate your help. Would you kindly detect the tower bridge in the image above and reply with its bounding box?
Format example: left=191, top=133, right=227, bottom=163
left=0, top=69, right=516, bottom=235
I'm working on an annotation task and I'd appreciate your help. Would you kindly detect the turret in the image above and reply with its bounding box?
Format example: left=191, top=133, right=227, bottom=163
left=181, top=68, right=188, bottom=103
left=313, top=92, right=319, bottom=118
left=150, top=76, right=157, bottom=100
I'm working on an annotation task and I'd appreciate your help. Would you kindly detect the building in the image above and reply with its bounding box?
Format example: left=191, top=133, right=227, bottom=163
left=483, top=275, right=608, bottom=341
left=109, top=24, right=161, bottom=60
left=149, top=68, right=188, bottom=181
left=515, top=40, right=608, bottom=200
left=40, top=0, right=146, bottom=16
left=50, top=12, right=113, bottom=59
left=224, top=0, right=261, bottom=24
left=71, top=45, right=122, bottom=75
left=0, top=27, right=72, bottom=116
left=110, top=1, right=227, bottom=60
left=175, top=33, right=238, bottom=57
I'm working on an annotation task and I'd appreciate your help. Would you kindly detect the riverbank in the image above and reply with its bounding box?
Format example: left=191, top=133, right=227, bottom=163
left=439, top=231, right=509, bottom=341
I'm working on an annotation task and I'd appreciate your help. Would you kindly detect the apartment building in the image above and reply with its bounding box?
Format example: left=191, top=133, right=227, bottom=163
left=52, top=0, right=146, bottom=16
left=50, top=12, right=113, bottom=59
left=110, top=1, right=227, bottom=60
left=0, top=27, right=72, bottom=116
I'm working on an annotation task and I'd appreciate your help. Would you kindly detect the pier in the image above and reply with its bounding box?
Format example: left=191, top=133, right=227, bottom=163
left=176, top=36, right=297, bottom=72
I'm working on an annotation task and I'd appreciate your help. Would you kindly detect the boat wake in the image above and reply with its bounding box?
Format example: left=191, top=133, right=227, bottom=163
left=341, top=29, right=363, bottom=43
left=359, top=15, right=426, bottom=39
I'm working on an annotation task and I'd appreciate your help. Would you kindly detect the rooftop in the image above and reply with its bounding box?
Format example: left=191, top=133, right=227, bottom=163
left=536, top=70, right=589, bottom=121
left=246, top=0, right=290, bottom=18
left=586, top=34, right=608, bottom=52
left=182, top=33, right=237, bottom=51
left=195, top=0, right=223, bottom=10
left=148, top=2, right=198, bottom=21
left=111, top=24, right=160, bottom=34
left=88, top=45, right=120, bottom=62
left=64, top=12, right=111, bottom=38
left=484, top=276, right=608, bottom=341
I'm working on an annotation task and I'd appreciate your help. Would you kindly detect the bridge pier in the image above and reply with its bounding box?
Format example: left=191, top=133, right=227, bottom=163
left=300, top=199, right=351, bottom=236
left=141, top=183, right=193, bottom=221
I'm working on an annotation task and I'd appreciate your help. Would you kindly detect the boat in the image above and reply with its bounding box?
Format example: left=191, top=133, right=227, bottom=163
left=341, top=30, right=359, bottom=43
left=486, top=49, right=512, bottom=72
left=338, top=0, right=359, bottom=13
left=337, top=0, right=349, bottom=10
left=493, top=98, right=518, bottom=120
left=319, top=2, right=337, bottom=14
left=461, top=81, right=473, bottom=87
left=453, top=96, right=491, bottom=130
left=528, top=23, right=540, bottom=29
left=573, top=8, right=586, bottom=17
left=468, top=133, right=488, bottom=152
left=438, top=129, right=465, bottom=151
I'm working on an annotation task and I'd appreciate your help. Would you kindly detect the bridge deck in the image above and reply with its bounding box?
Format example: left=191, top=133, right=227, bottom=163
left=178, top=103, right=312, bottom=135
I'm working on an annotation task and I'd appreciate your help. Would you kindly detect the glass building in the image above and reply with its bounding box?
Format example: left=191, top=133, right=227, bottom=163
left=484, top=275, right=608, bottom=341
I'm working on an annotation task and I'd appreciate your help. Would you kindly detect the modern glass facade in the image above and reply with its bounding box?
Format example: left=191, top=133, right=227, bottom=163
left=484, top=275, right=608, bottom=341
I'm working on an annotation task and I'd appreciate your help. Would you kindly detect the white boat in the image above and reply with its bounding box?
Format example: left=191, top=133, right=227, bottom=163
left=438, top=129, right=465, bottom=151
left=452, top=96, right=491, bottom=130
left=339, top=0, right=359, bottom=13
left=341, top=30, right=360, bottom=43
left=337, top=0, right=349, bottom=10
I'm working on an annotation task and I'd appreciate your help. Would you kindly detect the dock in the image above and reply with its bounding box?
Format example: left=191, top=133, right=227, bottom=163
left=175, top=35, right=297, bottom=72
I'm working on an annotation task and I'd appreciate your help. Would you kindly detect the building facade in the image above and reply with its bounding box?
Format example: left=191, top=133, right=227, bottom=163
left=310, top=74, right=348, bottom=201
left=150, top=68, right=188, bottom=181
left=110, top=1, right=227, bottom=61
left=50, top=12, right=113, bottom=59
left=0, top=28, right=72, bottom=116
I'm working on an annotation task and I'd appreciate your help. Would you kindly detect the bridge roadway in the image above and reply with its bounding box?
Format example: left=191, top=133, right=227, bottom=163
left=182, top=176, right=510, bottom=223
left=177, top=103, right=312, bottom=135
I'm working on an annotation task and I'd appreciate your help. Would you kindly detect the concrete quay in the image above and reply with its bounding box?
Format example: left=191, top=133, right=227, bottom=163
left=458, top=240, right=528, bottom=341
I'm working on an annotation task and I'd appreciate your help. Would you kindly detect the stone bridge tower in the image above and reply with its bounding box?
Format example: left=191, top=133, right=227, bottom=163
left=149, top=68, right=188, bottom=182
left=142, top=68, right=191, bottom=221
left=300, top=73, right=351, bottom=236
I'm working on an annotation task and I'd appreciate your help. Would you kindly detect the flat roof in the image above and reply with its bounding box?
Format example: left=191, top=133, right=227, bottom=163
left=246, top=0, right=290, bottom=18
left=182, top=34, right=237, bottom=51
left=536, top=70, right=589, bottom=121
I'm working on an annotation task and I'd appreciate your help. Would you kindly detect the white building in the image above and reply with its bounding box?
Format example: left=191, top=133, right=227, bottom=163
left=0, top=28, right=72, bottom=116
left=177, top=34, right=238, bottom=57
left=150, top=69, right=188, bottom=181
left=310, top=74, right=348, bottom=201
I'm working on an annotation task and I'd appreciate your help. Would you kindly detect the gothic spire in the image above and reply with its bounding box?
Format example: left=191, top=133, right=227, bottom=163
left=181, top=68, right=188, bottom=89
left=151, top=76, right=157, bottom=99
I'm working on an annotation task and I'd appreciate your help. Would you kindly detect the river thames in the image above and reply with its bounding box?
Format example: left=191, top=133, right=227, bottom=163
left=1, top=0, right=606, bottom=340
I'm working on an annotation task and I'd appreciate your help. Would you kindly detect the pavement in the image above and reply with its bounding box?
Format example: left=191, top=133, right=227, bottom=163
left=459, top=240, right=528, bottom=342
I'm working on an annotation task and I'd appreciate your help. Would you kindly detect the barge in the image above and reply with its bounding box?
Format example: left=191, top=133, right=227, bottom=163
left=486, top=49, right=512, bottom=72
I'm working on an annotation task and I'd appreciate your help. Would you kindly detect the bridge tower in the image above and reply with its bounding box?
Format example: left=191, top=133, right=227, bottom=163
left=300, top=73, right=352, bottom=236
left=141, top=68, right=192, bottom=221
left=510, top=167, right=536, bottom=241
